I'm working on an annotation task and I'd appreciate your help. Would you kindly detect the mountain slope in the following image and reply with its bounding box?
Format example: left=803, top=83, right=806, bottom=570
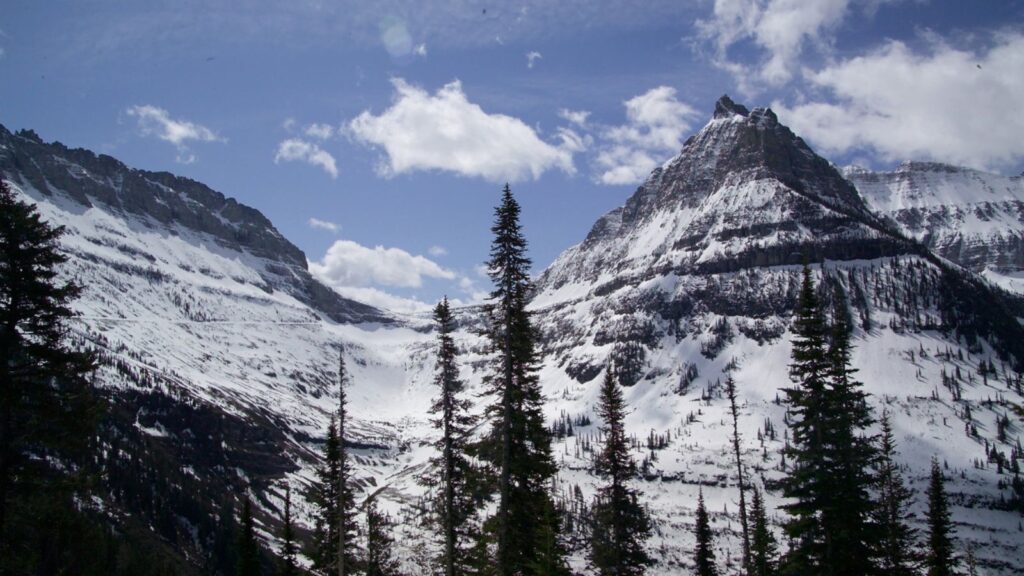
left=0, top=124, right=440, bottom=572
left=844, top=162, right=1024, bottom=293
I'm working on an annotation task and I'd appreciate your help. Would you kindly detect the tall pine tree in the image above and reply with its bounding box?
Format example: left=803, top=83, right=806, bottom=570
left=365, top=498, right=401, bottom=576
left=874, top=412, right=917, bottom=576
left=589, top=368, right=652, bottom=576
left=0, top=179, right=96, bottom=558
left=780, top=265, right=832, bottom=574
left=478, top=185, right=566, bottom=576
left=693, top=489, right=718, bottom=576
left=428, top=297, right=478, bottom=576
left=749, top=486, right=778, bottom=576
left=780, top=266, right=878, bottom=575
left=822, top=287, right=877, bottom=576
left=279, top=485, right=298, bottom=576
left=925, top=459, right=957, bottom=576
left=313, top=417, right=341, bottom=573
left=237, top=496, right=261, bottom=576
left=725, top=376, right=751, bottom=572
left=312, top=351, right=359, bottom=576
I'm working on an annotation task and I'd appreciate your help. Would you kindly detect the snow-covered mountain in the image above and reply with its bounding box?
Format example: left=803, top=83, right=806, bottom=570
left=2, top=95, right=1024, bottom=575
left=844, top=162, right=1024, bottom=293
left=530, top=97, right=1024, bottom=573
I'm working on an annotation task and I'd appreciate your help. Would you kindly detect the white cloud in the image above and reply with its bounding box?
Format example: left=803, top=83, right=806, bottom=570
left=330, top=286, right=435, bottom=315
left=775, top=32, right=1024, bottom=171
left=414, top=43, right=428, bottom=56
left=309, top=239, right=455, bottom=289
left=595, top=86, right=699, bottom=185
left=527, top=51, right=543, bottom=68
left=308, top=218, right=340, bottom=233
left=698, top=0, right=876, bottom=91
left=347, top=78, right=576, bottom=182
left=274, top=138, right=339, bottom=178
left=304, top=123, right=336, bottom=140
left=126, top=105, right=223, bottom=163
left=428, top=245, right=448, bottom=257
left=558, top=108, right=591, bottom=127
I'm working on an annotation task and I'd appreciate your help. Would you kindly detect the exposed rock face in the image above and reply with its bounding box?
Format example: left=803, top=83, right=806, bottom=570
left=845, top=161, right=1024, bottom=275
left=0, top=124, right=387, bottom=324
left=541, top=96, right=908, bottom=297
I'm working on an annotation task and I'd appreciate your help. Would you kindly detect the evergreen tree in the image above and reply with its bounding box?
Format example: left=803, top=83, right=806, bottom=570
left=725, top=376, right=751, bottom=572
left=365, top=498, right=401, bottom=576
left=279, top=485, right=298, bottom=576
left=312, top=351, right=359, bottom=576
left=925, top=459, right=957, bottom=576
left=693, top=489, right=718, bottom=576
left=780, top=266, right=878, bottom=575
left=428, top=297, right=478, bottom=576
left=0, top=179, right=96, bottom=559
left=779, top=265, right=832, bottom=574
left=874, top=413, right=917, bottom=576
left=334, top=351, right=359, bottom=576
left=822, top=287, right=877, bottom=575
left=313, top=417, right=341, bottom=573
left=237, top=496, right=261, bottom=576
left=477, top=185, right=567, bottom=575
left=589, top=368, right=652, bottom=576
left=749, top=486, right=778, bottom=576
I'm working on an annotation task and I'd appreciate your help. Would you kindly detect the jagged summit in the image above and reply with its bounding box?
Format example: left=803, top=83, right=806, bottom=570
left=713, top=94, right=750, bottom=118
left=539, top=96, right=904, bottom=297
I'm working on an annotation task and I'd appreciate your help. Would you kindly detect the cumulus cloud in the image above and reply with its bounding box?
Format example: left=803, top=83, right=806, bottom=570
left=274, top=138, right=339, bottom=178
left=328, top=286, right=435, bottom=314
left=698, top=0, right=877, bottom=92
left=126, top=105, right=222, bottom=163
left=347, top=78, right=576, bottom=182
left=527, top=51, right=543, bottom=68
left=775, top=32, right=1024, bottom=171
left=595, top=86, right=699, bottom=185
left=309, top=239, right=455, bottom=289
left=308, top=217, right=340, bottom=233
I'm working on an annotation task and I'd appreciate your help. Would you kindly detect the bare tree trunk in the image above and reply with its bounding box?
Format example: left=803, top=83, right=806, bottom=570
left=727, top=377, right=751, bottom=573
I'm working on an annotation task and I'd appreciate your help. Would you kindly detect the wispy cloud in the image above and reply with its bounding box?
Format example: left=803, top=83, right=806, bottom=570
left=348, top=78, right=577, bottom=183
left=775, top=31, right=1024, bottom=171
left=274, top=138, right=338, bottom=178
left=558, top=108, right=591, bottom=127
left=594, top=86, right=698, bottom=185
left=304, top=123, right=336, bottom=140
left=428, top=245, right=448, bottom=257
left=308, top=217, right=340, bottom=233
left=526, top=51, right=543, bottom=68
left=126, top=105, right=223, bottom=163
left=696, top=0, right=887, bottom=93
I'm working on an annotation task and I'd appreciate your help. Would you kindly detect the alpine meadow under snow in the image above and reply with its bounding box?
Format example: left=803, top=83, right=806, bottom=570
left=2, top=91, right=1024, bottom=575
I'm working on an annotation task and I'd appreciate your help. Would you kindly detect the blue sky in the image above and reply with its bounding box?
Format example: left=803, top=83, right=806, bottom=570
left=3, top=1, right=1023, bottom=312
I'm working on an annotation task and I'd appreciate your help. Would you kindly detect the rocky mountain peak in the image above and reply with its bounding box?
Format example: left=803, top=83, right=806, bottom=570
left=712, top=94, right=750, bottom=119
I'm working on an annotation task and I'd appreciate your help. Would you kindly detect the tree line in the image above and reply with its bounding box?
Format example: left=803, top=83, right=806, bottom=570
left=0, top=178, right=976, bottom=575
